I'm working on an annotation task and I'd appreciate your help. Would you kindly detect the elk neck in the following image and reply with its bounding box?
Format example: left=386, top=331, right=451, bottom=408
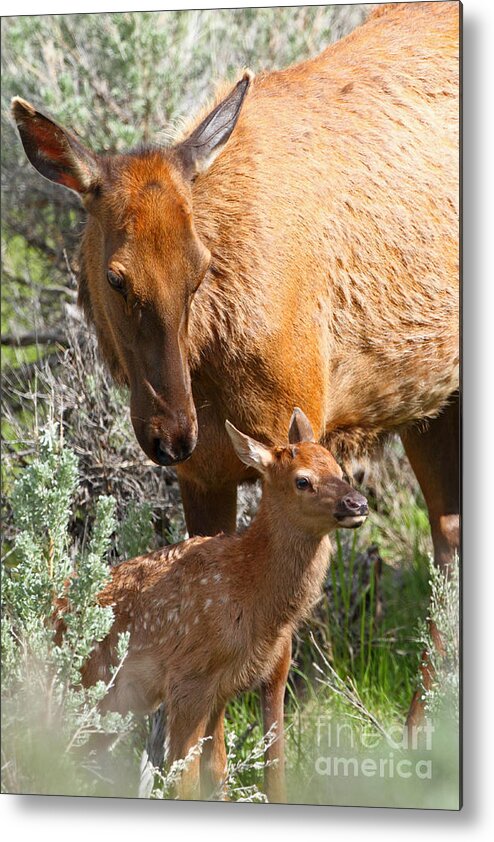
left=236, top=490, right=332, bottom=633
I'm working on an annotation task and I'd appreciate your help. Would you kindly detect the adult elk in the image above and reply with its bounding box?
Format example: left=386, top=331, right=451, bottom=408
left=13, top=2, right=459, bottom=803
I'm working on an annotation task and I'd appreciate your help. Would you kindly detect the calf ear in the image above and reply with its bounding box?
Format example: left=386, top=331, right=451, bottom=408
left=176, top=71, right=252, bottom=177
left=288, top=408, right=316, bottom=444
left=225, top=420, right=273, bottom=474
left=11, top=97, right=101, bottom=196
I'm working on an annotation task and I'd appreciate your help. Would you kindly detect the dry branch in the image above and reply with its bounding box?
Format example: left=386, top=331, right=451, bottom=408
left=1, top=331, right=68, bottom=347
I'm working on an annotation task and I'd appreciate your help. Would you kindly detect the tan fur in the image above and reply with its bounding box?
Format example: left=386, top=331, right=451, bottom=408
left=183, top=1, right=459, bottom=466
left=79, top=428, right=367, bottom=799
left=11, top=2, right=459, bottom=479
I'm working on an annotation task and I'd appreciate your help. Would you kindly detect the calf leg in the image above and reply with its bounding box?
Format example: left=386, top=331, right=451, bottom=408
left=176, top=474, right=238, bottom=797
left=400, top=393, right=460, bottom=730
left=167, top=710, right=209, bottom=800
left=200, top=639, right=292, bottom=804
left=200, top=706, right=228, bottom=800
left=261, top=634, right=292, bottom=803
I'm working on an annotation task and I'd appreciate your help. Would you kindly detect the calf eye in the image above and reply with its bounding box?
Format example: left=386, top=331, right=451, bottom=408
left=295, top=476, right=311, bottom=490
left=107, top=269, right=126, bottom=294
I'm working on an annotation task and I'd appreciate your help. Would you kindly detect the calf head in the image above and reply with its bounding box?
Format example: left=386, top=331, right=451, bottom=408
left=226, top=408, right=369, bottom=537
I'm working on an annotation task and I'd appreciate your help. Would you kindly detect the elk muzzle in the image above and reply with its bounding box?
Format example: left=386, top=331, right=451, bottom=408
left=151, top=418, right=197, bottom=466
left=130, top=379, right=198, bottom=467
left=132, top=408, right=198, bottom=467
left=334, top=490, right=369, bottom=529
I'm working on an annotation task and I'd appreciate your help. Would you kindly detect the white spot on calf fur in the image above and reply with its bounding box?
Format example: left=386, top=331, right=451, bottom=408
left=204, top=598, right=213, bottom=610
left=200, top=577, right=208, bottom=585
left=213, top=572, right=222, bottom=583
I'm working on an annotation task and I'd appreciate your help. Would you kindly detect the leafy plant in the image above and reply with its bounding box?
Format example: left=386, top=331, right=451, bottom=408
left=1, top=422, right=135, bottom=796
left=419, top=554, right=460, bottom=724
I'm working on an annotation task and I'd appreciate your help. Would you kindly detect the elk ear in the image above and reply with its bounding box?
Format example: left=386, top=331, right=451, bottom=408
left=176, top=71, right=253, bottom=177
left=225, top=420, right=273, bottom=474
left=288, top=407, right=316, bottom=444
left=11, top=97, right=101, bottom=196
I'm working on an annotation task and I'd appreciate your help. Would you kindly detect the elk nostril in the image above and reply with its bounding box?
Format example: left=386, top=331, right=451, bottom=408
left=152, top=436, right=195, bottom=466
left=154, top=439, right=173, bottom=467
left=341, top=493, right=369, bottom=516
left=174, top=437, right=194, bottom=463
left=343, top=494, right=361, bottom=511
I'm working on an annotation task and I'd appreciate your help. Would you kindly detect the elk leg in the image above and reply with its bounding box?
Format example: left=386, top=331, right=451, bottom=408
left=400, top=393, right=460, bottom=732
left=401, top=393, right=460, bottom=573
left=261, top=634, right=292, bottom=803
left=176, top=474, right=238, bottom=796
left=167, top=711, right=209, bottom=800
left=200, top=706, right=228, bottom=800
left=178, top=474, right=238, bottom=538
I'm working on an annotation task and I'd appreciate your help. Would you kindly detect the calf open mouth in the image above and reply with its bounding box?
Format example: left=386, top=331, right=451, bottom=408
left=334, top=512, right=368, bottom=529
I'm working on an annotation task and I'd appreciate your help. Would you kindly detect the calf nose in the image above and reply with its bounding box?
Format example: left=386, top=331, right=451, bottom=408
left=341, top=492, right=368, bottom=516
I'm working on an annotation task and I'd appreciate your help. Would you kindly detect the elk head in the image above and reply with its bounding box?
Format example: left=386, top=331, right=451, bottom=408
left=12, top=74, right=252, bottom=466
left=226, top=408, right=369, bottom=536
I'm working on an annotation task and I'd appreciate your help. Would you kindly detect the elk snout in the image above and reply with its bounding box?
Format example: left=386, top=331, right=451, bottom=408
left=131, top=397, right=198, bottom=467
left=334, top=490, right=369, bottom=529
left=153, top=427, right=197, bottom=466
left=147, top=409, right=198, bottom=466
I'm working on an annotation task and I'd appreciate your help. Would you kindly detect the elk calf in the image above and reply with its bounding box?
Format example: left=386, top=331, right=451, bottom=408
left=81, top=409, right=368, bottom=800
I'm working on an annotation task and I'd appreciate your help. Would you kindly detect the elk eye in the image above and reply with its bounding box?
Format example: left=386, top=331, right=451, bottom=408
left=107, top=269, right=126, bottom=294
left=295, top=476, right=311, bottom=491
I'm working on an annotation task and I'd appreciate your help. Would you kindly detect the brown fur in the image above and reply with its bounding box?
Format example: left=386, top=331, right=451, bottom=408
left=79, top=417, right=368, bottom=799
